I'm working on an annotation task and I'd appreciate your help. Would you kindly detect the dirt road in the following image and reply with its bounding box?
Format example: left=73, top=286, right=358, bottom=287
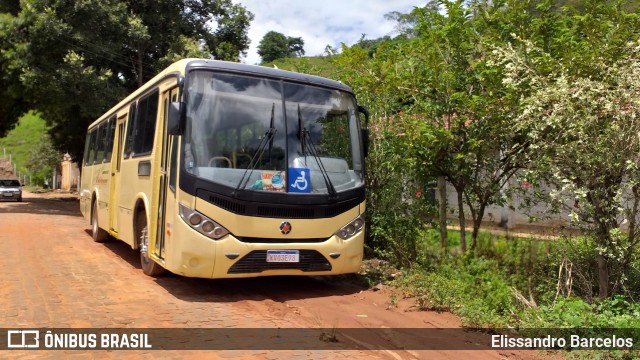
left=0, top=191, right=542, bottom=359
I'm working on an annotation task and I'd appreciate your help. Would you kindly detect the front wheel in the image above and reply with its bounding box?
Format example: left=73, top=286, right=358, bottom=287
left=137, top=211, right=165, bottom=276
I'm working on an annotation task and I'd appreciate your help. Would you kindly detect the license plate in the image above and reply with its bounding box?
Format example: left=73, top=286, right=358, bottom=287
left=3, top=193, right=13, bottom=197
left=266, top=250, right=299, bottom=263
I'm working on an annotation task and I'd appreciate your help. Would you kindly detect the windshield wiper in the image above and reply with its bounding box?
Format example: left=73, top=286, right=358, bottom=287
left=298, top=105, right=337, bottom=199
left=233, top=103, right=276, bottom=197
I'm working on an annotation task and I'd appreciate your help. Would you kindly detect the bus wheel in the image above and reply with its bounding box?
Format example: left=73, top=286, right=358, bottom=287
left=137, top=211, right=166, bottom=276
left=91, top=201, right=108, bottom=242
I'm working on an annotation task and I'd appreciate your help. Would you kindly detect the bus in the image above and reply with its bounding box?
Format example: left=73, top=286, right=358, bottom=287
left=79, top=59, right=369, bottom=278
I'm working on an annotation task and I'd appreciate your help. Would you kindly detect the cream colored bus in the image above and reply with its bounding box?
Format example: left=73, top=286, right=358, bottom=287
left=80, top=59, right=369, bottom=278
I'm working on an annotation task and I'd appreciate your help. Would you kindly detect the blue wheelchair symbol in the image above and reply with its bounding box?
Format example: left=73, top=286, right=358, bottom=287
left=288, top=168, right=310, bottom=193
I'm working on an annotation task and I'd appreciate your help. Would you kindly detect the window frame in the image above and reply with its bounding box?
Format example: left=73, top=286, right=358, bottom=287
left=131, top=88, right=160, bottom=158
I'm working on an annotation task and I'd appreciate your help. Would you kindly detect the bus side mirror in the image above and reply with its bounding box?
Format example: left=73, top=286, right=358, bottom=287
left=361, top=128, right=370, bottom=158
left=168, top=102, right=185, bottom=135
left=357, top=105, right=370, bottom=157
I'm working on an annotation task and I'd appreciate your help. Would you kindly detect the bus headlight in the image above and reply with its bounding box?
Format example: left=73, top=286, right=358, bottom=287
left=179, top=203, right=230, bottom=240
left=336, top=215, right=365, bottom=240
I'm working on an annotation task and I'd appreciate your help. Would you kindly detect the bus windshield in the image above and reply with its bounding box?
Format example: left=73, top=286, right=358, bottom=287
left=184, top=70, right=364, bottom=194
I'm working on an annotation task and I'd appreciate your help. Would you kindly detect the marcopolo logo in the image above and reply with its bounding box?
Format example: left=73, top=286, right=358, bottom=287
left=7, top=330, right=40, bottom=348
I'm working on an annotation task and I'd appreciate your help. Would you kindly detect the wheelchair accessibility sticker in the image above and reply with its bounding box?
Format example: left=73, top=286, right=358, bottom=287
left=288, top=168, right=310, bottom=193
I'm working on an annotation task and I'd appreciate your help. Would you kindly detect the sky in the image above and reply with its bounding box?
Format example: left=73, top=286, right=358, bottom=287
left=232, top=0, right=427, bottom=64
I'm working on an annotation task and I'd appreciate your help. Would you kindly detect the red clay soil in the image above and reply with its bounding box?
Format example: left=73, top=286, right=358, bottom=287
left=0, top=191, right=554, bottom=359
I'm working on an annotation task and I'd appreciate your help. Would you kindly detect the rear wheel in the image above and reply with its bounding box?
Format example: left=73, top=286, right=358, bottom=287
left=91, top=201, right=108, bottom=242
left=137, top=211, right=165, bottom=276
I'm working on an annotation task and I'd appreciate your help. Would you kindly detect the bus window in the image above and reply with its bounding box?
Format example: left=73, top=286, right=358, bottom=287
left=86, top=128, right=97, bottom=165
left=83, top=132, right=92, bottom=166
left=169, top=135, right=178, bottom=192
left=104, top=116, right=116, bottom=162
left=95, top=123, right=105, bottom=163
left=124, top=103, right=136, bottom=158
left=132, top=89, right=159, bottom=156
left=116, top=122, right=124, bottom=171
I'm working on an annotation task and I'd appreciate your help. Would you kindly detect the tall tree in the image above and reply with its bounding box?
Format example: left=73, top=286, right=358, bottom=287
left=287, top=36, right=305, bottom=57
left=397, top=0, right=535, bottom=252
left=257, top=31, right=305, bottom=62
left=0, top=0, right=253, bottom=160
left=495, top=0, right=640, bottom=298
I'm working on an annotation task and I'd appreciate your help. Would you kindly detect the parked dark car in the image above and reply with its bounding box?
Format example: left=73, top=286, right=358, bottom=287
left=0, top=179, right=22, bottom=202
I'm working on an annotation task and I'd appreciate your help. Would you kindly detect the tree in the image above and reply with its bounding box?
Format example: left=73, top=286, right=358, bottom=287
left=26, top=135, right=62, bottom=186
left=287, top=36, right=305, bottom=57
left=495, top=0, right=640, bottom=298
left=257, top=31, right=305, bottom=62
left=0, top=0, right=254, bottom=160
left=330, top=0, right=534, bottom=256
left=394, top=0, right=536, bottom=253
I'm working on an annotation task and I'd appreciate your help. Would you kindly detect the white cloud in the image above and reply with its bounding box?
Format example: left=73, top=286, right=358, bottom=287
left=232, top=0, right=427, bottom=64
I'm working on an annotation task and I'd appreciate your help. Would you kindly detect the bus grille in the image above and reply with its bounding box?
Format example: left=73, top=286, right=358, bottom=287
left=208, top=194, right=246, bottom=214
left=227, top=250, right=332, bottom=274
left=257, top=206, right=314, bottom=218
left=201, top=191, right=361, bottom=219
left=324, top=201, right=358, bottom=217
left=236, top=236, right=330, bottom=244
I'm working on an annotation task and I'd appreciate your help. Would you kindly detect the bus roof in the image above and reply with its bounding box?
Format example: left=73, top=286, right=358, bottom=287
left=89, top=58, right=353, bottom=129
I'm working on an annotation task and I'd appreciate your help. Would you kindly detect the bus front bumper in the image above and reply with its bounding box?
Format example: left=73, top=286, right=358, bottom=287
left=163, top=221, right=364, bottom=279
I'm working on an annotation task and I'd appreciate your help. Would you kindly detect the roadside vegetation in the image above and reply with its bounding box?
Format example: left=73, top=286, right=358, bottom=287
left=294, top=0, right=640, bottom=348
left=0, top=112, right=60, bottom=185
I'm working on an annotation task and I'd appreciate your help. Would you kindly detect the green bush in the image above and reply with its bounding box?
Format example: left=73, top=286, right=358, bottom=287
left=396, top=256, right=516, bottom=327
left=520, top=296, right=640, bottom=329
left=364, top=116, right=436, bottom=267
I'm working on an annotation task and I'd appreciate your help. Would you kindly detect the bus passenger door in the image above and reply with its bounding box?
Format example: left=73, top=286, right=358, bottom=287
left=109, top=116, right=126, bottom=234
left=153, top=87, right=179, bottom=260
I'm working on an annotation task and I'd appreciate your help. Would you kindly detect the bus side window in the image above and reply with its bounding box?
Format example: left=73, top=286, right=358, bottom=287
left=104, top=116, right=116, bottom=163
left=132, top=89, right=159, bottom=156
left=169, top=135, right=178, bottom=192
left=83, top=132, right=92, bottom=166
left=94, top=123, right=105, bottom=164
left=124, top=103, right=137, bottom=158
left=116, top=122, right=125, bottom=171
left=84, top=130, right=96, bottom=166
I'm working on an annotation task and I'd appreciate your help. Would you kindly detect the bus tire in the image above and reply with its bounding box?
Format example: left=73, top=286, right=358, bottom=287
left=137, top=211, right=166, bottom=276
left=91, top=201, right=108, bottom=242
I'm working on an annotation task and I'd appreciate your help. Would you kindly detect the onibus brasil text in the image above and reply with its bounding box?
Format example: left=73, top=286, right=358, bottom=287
left=7, top=330, right=152, bottom=349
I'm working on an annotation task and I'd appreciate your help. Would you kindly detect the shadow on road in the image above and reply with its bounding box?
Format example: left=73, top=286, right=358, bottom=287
left=153, top=273, right=367, bottom=304
left=0, top=196, right=81, bottom=216
left=95, top=232, right=367, bottom=303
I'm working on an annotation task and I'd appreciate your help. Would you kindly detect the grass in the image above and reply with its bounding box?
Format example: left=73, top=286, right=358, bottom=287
left=391, top=227, right=640, bottom=346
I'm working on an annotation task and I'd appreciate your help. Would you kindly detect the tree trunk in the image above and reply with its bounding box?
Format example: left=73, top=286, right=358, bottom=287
left=471, top=203, right=486, bottom=251
left=596, top=253, right=609, bottom=298
left=437, top=176, right=448, bottom=255
left=587, top=188, right=616, bottom=298
left=137, top=50, right=144, bottom=88
left=457, top=187, right=467, bottom=253
left=594, top=224, right=612, bottom=298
